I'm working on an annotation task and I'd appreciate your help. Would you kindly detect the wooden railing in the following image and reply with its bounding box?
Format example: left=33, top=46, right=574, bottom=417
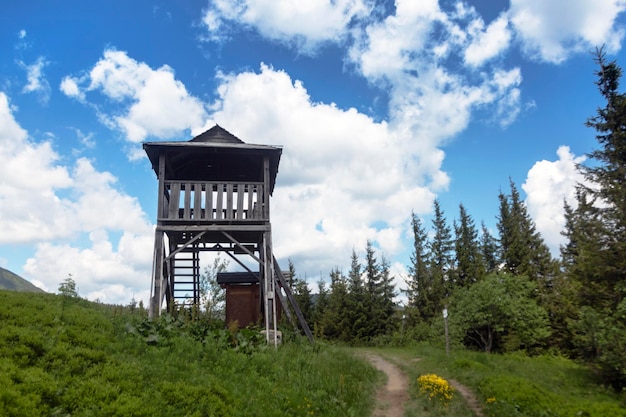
left=159, top=181, right=266, bottom=221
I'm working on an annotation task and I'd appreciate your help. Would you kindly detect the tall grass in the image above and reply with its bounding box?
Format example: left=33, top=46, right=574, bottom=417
left=0, top=290, right=378, bottom=416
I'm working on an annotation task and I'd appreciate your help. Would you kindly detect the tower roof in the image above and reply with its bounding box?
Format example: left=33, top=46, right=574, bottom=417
left=143, top=125, right=282, bottom=194
left=189, top=125, right=244, bottom=144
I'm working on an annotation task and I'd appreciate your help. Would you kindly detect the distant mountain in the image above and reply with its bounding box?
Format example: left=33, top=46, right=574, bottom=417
left=0, top=266, right=46, bottom=293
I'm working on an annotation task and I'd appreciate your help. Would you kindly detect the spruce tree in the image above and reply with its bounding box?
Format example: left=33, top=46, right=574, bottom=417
left=453, top=203, right=484, bottom=287
left=426, top=200, right=452, bottom=319
left=346, top=249, right=368, bottom=341
left=480, top=222, right=499, bottom=273
left=363, top=240, right=384, bottom=338
left=287, top=259, right=314, bottom=323
left=312, top=279, right=329, bottom=338
left=580, top=48, right=626, bottom=310
left=322, top=267, right=350, bottom=341
left=497, top=180, right=557, bottom=284
left=378, top=255, right=397, bottom=335
left=566, top=49, right=626, bottom=389
left=405, top=212, right=431, bottom=323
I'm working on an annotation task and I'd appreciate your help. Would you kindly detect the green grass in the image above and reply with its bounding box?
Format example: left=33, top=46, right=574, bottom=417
left=4, top=289, right=624, bottom=417
left=0, top=290, right=379, bottom=416
left=366, top=344, right=626, bottom=417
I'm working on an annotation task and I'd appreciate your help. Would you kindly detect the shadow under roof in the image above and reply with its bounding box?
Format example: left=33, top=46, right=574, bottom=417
left=143, top=125, right=282, bottom=194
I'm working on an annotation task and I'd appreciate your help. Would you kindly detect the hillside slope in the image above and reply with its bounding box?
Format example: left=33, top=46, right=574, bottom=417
left=0, top=290, right=377, bottom=417
left=0, top=266, right=45, bottom=293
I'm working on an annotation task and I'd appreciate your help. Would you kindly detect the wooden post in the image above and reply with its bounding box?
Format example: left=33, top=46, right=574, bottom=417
left=443, top=306, right=450, bottom=357
left=150, top=154, right=167, bottom=318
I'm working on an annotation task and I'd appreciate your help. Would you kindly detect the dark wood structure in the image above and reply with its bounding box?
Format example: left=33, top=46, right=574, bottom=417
left=216, top=272, right=283, bottom=328
left=143, top=125, right=312, bottom=343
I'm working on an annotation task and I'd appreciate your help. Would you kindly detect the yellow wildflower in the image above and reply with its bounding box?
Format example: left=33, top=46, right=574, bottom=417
left=417, top=374, right=454, bottom=405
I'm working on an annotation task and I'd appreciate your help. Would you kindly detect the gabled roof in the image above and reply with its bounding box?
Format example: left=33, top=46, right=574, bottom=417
left=142, top=125, right=283, bottom=194
left=190, top=124, right=244, bottom=144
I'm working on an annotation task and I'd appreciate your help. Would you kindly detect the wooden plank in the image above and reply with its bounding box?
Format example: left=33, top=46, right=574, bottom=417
left=226, top=183, right=234, bottom=219
left=259, top=184, right=266, bottom=219
left=150, top=229, right=165, bottom=318
left=263, top=157, right=270, bottom=219
left=183, top=183, right=191, bottom=219
left=215, top=183, right=223, bottom=219
left=168, top=182, right=180, bottom=219
left=236, top=184, right=244, bottom=219
left=194, top=183, right=202, bottom=219
left=157, top=155, right=166, bottom=219
left=205, top=183, right=213, bottom=220
left=156, top=224, right=270, bottom=232
left=247, top=184, right=254, bottom=219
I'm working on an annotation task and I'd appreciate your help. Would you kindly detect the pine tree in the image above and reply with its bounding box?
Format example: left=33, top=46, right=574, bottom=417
left=426, top=200, right=452, bottom=318
left=321, top=267, right=350, bottom=341
left=378, top=255, right=397, bottom=335
left=363, top=241, right=383, bottom=338
left=287, top=259, right=314, bottom=324
left=405, top=212, right=430, bottom=323
left=566, top=49, right=626, bottom=389
left=497, top=180, right=557, bottom=284
left=453, top=203, right=484, bottom=287
left=580, top=48, right=626, bottom=311
left=312, top=279, right=329, bottom=338
left=480, top=222, right=499, bottom=274
left=497, top=182, right=529, bottom=275
left=346, top=249, right=368, bottom=341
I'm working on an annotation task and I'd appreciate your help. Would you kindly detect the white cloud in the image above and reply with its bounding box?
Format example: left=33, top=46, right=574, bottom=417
left=19, top=57, right=51, bottom=103
left=464, top=13, right=512, bottom=67
left=202, top=0, right=371, bottom=52
left=61, top=49, right=207, bottom=145
left=348, top=1, right=523, bottom=143
left=510, top=0, right=626, bottom=63
left=0, top=91, right=154, bottom=304
left=23, top=230, right=153, bottom=304
left=0, top=92, right=73, bottom=243
left=206, top=64, right=436, bottom=273
left=60, top=76, right=84, bottom=101
left=522, top=146, right=588, bottom=254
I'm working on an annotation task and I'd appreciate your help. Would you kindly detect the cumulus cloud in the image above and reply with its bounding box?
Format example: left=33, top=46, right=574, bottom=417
left=348, top=0, right=524, bottom=143
left=0, top=93, right=73, bottom=243
left=204, top=64, right=436, bottom=273
left=61, top=49, right=207, bottom=146
left=464, top=13, right=512, bottom=67
left=202, top=0, right=371, bottom=52
left=522, top=146, right=588, bottom=254
left=23, top=229, right=153, bottom=304
left=510, top=0, right=626, bottom=63
left=0, top=91, right=154, bottom=303
left=60, top=76, right=84, bottom=101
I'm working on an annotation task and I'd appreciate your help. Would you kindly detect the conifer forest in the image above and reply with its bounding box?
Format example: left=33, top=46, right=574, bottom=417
left=289, top=49, right=626, bottom=391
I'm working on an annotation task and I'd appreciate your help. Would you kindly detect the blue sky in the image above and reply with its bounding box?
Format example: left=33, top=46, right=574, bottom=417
left=1, top=0, right=625, bottom=304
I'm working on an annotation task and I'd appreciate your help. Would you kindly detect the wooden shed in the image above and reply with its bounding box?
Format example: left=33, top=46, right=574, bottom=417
left=216, top=272, right=284, bottom=328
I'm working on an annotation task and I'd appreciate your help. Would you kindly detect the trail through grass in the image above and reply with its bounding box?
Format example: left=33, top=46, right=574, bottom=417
left=361, top=345, right=626, bottom=417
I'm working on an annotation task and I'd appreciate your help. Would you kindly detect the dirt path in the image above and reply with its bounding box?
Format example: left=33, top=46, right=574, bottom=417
left=449, top=379, right=484, bottom=417
left=363, top=353, right=410, bottom=417
left=363, top=352, right=484, bottom=417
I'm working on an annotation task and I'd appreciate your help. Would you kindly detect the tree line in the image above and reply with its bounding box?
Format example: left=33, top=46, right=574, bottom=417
left=286, top=49, right=625, bottom=391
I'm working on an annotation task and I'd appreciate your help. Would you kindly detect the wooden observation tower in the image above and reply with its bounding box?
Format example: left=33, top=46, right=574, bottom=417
left=144, top=125, right=312, bottom=343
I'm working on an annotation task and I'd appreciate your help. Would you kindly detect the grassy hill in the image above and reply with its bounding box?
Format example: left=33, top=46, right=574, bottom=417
left=0, top=267, right=45, bottom=293
left=2, top=289, right=624, bottom=417
left=0, top=290, right=378, bottom=417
